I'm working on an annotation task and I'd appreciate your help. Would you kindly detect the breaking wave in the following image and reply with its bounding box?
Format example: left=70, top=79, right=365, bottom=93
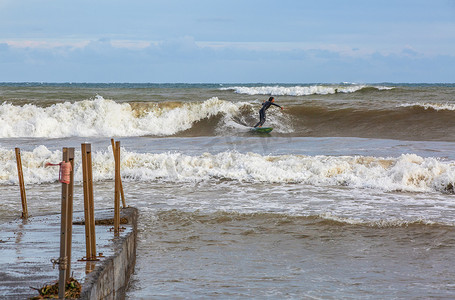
left=398, top=102, right=455, bottom=111
left=1, top=146, right=454, bottom=194
left=0, top=96, right=253, bottom=138
left=221, top=84, right=394, bottom=96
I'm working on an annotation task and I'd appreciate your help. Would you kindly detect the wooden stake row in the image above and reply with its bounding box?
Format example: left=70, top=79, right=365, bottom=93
left=14, top=140, right=126, bottom=297
left=14, top=141, right=126, bottom=223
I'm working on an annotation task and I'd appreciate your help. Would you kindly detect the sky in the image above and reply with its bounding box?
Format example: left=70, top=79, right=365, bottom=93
left=0, top=0, right=454, bottom=83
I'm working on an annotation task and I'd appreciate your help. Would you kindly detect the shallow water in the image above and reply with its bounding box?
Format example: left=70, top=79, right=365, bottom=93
left=129, top=210, right=455, bottom=299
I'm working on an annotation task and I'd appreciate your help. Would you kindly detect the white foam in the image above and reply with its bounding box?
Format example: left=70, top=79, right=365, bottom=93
left=221, top=85, right=393, bottom=96
left=0, top=96, right=252, bottom=138
left=1, top=147, right=453, bottom=194
left=398, top=102, right=455, bottom=111
left=318, top=212, right=439, bottom=227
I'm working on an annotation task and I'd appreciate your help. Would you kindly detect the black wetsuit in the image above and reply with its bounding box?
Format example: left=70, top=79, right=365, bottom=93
left=254, top=100, right=282, bottom=127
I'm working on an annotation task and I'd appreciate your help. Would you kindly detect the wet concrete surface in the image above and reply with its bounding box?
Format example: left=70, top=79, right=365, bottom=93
left=0, top=209, right=133, bottom=299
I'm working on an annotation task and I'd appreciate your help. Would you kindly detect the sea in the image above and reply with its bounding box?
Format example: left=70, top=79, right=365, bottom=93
left=0, top=82, right=454, bottom=299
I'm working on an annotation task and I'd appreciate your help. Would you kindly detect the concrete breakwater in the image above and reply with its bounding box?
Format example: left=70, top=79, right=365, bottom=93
left=0, top=207, right=137, bottom=299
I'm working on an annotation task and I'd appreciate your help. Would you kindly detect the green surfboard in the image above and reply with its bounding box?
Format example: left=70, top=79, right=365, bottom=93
left=251, top=127, right=273, bottom=133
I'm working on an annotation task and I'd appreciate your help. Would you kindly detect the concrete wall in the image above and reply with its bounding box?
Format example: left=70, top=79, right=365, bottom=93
left=80, top=207, right=138, bottom=300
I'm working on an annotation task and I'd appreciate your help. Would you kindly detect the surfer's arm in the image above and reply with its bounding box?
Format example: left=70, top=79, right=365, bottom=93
left=271, top=102, right=283, bottom=109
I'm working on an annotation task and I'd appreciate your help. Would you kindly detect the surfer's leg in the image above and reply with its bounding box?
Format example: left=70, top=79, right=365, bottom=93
left=254, top=110, right=265, bottom=127
left=259, top=111, right=266, bottom=127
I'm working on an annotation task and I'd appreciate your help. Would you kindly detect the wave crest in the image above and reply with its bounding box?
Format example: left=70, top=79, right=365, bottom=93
left=0, top=96, right=250, bottom=138
left=1, top=147, right=454, bottom=195
left=221, top=85, right=393, bottom=96
left=398, top=102, right=455, bottom=111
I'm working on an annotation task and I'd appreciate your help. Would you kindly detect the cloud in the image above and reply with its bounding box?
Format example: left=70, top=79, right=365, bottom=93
left=0, top=37, right=454, bottom=83
left=401, top=47, right=419, bottom=57
left=149, top=36, right=200, bottom=57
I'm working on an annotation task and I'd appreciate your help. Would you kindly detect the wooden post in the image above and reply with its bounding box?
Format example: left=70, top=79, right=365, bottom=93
left=81, top=144, right=92, bottom=259
left=14, top=148, right=28, bottom=219
left=81, top=144, right=96, bottom=260
left=87, top=146, right=96, bottom=257
left=114, top=141, right=121, bottom=234
left=65, top=148, right=75, bottom=280
left=111, top=139, right=126, bottom=208
left=58, top=147, right=73, bottom=299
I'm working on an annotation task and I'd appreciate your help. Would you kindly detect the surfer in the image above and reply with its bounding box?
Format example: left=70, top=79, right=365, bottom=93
left=254, top=97, right=283, bottom=128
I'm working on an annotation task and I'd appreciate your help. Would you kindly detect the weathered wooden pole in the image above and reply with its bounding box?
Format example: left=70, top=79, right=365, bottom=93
left=65, top=148, right=75, bottom=280
left=81, top=143, right=92, bottom=260
left=87, top=146, right=96, bottom=257
left=14, top=148, right=28, bottom=219
left=58, top=147, right=74, bottom=299
left=114, top=141, right=121, bottom=234
left=111, top=138, right=126, bottom=208
left=81, top=143, right=96, bottom=260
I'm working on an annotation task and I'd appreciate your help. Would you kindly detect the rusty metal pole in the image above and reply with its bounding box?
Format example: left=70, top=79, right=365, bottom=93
left=58, top=147, right=71, bottom=299
left=111, top=139, right=126, bottom=208
left=14, top=148, right=28, bottom=219
left=114, top=141, right=121, bottom=234
left=81, top=144, right=93, bottom=260
left=65, top=148, right=75, bottom=280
